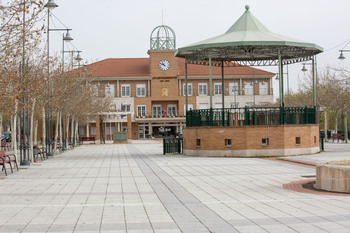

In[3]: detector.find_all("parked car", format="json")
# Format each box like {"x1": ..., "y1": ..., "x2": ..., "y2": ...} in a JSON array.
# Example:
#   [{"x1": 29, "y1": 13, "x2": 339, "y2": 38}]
[{"x1": 1, "y1": 131, "x2": 11, "y2": 142}]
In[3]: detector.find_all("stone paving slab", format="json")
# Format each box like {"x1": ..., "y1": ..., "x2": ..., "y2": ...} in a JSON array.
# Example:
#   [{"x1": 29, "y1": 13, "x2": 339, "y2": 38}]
[{"x1": 0, "y1": 142, "x2": 349, "y2": 232}]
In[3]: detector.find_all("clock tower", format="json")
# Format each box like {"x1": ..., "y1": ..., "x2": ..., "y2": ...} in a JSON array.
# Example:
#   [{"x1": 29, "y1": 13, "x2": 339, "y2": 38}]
[{"x1": 148, "y1": 25, "x2": 178, "y2": 98}]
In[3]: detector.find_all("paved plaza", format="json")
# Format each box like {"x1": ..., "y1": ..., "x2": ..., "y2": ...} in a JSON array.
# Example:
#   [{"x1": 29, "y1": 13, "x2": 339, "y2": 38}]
[{"x1": 0, "y1": 142, "x2": 350, "y2": 233}]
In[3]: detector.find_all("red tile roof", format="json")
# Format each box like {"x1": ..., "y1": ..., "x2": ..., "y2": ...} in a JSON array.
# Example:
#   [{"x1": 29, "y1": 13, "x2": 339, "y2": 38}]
[{"x1": 76, "y1": 57, "x2": 274, "y2": 77}]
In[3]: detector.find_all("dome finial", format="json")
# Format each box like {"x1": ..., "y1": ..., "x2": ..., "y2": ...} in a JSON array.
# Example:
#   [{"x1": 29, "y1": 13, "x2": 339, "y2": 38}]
[{"x1": 245, "y1": 5, "x2": 250, "y2": 11}]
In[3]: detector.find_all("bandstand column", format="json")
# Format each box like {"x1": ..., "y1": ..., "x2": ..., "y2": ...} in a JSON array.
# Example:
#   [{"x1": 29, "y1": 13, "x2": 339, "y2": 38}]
[
  {"x1": 209, "y1": 54, "x2": 213, "y2": 109},
  {"x1": 312, "y1": 56, "x2": 316, "y2": 107},
  {"x1": 185, "y1": 60, "x2": 188, "y2": 112},
  {"x1": 278, "y1": 50, "x2": 284, "y2": 107},
  {"x1": 221, "y1": 60, "x2": 225, "y2": 125}
]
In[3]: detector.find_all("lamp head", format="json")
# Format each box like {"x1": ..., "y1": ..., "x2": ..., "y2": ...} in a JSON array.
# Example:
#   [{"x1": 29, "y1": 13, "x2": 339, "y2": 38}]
[
  {"x1": 45, "y1": 0, "x2": 58, "y2": 10},
  {"x1": 75, "y1": 52, "x2": 83, "y2": 62},
  {"x1": 338, "y1": 51, "x2": 346, "y2": 60},
  {"x1": 63, "y1": 30, "x2": 73, "y2": 41},
  {"x1": 301, "y1": 64, "x2": 307, "y2": 72}
]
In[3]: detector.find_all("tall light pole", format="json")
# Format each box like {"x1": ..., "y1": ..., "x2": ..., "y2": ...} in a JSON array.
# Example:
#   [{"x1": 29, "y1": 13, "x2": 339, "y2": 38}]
[
  {"x1": 232, "y1": 86, "x2": 238, "y2": 108},
  {"x1": 45, "y1": 0, "x2": 58, "y2": 156},
  {"x1": 301, "y1": 57, "x2": 317, "y2": 108},
  {"x1": 19, "y1": 0, "x2": 30, "y2": 165}
]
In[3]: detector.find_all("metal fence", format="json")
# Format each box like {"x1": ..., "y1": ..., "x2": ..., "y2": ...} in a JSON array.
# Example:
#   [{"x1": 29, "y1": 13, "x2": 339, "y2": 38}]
[
  {"x1": 163, "y1": 137, "x2": 183, "y2": 155},
  {"x1": 186, "y1": 106, "x2": 318, "y2": 127}
]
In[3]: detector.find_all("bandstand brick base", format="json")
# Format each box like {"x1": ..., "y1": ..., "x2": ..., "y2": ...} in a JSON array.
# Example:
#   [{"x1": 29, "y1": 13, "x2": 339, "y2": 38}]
[{"x1": 183, "y1": 125, "x2": 320, "y2": 157}]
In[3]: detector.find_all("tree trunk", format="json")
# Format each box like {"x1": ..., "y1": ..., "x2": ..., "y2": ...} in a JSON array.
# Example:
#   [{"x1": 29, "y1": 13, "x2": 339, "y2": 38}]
[
  {"x1": 344, "y1": 111, "x2": 348, "y2": 143},
  {"x1": 75, "y1": 120, "x2": 79, "y2": 146},
  {"x1": 54, "y1": 113, "x2": 59, "y2": 154},
  {"x1": 66, "y1": 115, "x2": 70, "y2": 148},
  {"x1": 59, "y1": 112, "x2": 62, "y2": 149},
  {"x1": 0, "y1": 113, "x2": 2, "y2": 140},
  {"x1": 334, "y1": 112, "x2": 338, "y2": 135},
  {"x1": 42, "y1": 107, "x2": 46, "y2": 148},
  {"x1": 34, "y1": 120, "x2": 38, "y2": 145},
  {"x1": 12, "y1": 100, "x2": 18, "y2": 161},
  {"x1": 324, "y1": 110, "x2": 328, "y2": 141},
  {"x1": 30, "y1": 99, "x2": 36, "y2": 162},
  {"x1": 71, "y1": 117, "x2": 74, "y2": 147}
]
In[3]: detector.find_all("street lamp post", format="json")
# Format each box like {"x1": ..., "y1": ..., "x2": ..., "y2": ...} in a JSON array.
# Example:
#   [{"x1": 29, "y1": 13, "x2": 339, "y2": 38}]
[
  {"x1": 336, "y1": 51, "x2": 350, "y2": 142},
  {"x1": 46, "y1": 0, "x2": 74, "y2": 156},
  {"x1": 301, "y1": 57, "x2": 317, "y2": 108},
  {"x1": 19, "y1": 0, "x2": 30, "y2": 165},
  {"x1": 250, "y1": 80, "x2": 258, "y2": 106},
  {"x1": 45, "y1": 0, "x2": 58, "y2": 156},
  {"x1": 232, "y1": 86, "x2": 238, "y2": 108}
]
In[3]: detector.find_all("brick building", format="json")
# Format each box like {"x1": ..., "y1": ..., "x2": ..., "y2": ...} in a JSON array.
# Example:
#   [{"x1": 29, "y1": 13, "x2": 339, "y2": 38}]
[{"x1": 80, "y1": 25, "x2": 275, "y2": 141}]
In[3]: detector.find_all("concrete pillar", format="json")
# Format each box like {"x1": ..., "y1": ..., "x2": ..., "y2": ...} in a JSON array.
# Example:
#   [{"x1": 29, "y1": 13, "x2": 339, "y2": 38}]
[
  {"x1": 179, "y1": 122, "x2": 183, "y2": 134},
  {"x1": 96, "y1": 116, "x2": 101, "y2": 142},
  {"x1": 127, "y1": 114, "x2": 132, "y2": 140},
  {"x1": 118, "y1": 122, "x2": 121, "y2": 132},
  {"x1": 117, "y1": 80, "x2": 120, "y2": 97},
  {"x1": 149, "y1": 122, "x2": 152, "y2": 137}
]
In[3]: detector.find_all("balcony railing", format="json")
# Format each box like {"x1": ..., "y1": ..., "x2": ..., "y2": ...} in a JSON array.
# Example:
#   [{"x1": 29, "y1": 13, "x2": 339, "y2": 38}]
[{"x1": 186, "y1": 106, "x2": 318, "y2": 127}]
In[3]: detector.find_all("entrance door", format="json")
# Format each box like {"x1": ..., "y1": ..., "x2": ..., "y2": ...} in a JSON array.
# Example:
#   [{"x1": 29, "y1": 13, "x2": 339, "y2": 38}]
[{"x1": 138, "y1": 125, "x2": 149, "y2": 139}]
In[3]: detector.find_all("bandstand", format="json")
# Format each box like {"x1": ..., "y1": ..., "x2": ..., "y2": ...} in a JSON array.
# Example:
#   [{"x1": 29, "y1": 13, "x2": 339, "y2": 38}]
[{"x1": 175, "y1": 5, "x2": 323, "y2": 157}]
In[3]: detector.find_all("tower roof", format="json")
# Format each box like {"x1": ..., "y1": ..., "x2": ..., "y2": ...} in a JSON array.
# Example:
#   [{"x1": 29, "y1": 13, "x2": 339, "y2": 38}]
[{"x1": 150, "y1": 25, "x2": 176, "y2": 50}]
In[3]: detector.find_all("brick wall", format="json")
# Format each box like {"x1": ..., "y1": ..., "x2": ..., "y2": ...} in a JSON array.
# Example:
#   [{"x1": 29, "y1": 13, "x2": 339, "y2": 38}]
[{"x1": 184, "y1": 125, "x2": 319, "y2": 152}]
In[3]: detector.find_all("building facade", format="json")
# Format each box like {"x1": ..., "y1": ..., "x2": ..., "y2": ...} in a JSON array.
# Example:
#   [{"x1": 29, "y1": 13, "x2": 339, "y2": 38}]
[{"x1": 81, "y1": 25, "x2": 275, "y2": 141}]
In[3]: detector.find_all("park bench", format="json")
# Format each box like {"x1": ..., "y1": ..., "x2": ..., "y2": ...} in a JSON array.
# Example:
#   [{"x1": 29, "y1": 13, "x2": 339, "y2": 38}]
[
  {"x1": 332, "y1": 133, "x2": 344, "y2": 142},
  {"x1": 33, "y1": 144, "x2": 47, "y2": 161},
  {"x1": 0, "y1": 150, "x2": 18, "y2": 176},
  {"x1": 81, "y1": 136, "x2": 95, "y2": 144}
]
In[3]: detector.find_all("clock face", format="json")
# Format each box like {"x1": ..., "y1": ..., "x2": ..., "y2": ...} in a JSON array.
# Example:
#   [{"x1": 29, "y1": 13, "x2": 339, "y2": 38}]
[{"x1": 158, "y1": 59, "x2": 170, "y2": 71}]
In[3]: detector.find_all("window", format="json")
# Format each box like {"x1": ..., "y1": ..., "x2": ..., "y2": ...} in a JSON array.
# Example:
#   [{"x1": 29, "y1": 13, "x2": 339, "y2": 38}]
[
  {"x1": 230, "y1": 102, "x2": 239, "y2": 108},
  {"x1": 167, "y1": 104, "x2": 177, "y2": 116},
  {"x1": 198, "y1": 83, "x2": 207, "y2": 96},
  {"x1": 184, "y1": 104, "x2": 193, "y2": 115},
  {"x1": 152, "y1": 105, "x2": 161, "y2": 117},
  {"x1": 229, "y1": 82, "x2": 238, "y2": 96},
  {"x1": 137, "y1": 105, "x2": 146, "y2": 117},
  {"x1": 121, "y1": 104, "x2": 131, "y2": 112},
  {"x1": 183, "y1": 83, "x2": 192, "y2": 96},
  {"x1": 105, "y1": 84, "x2": 114, "y2": 97},
  {"x1": 136, "y1": 84, "x2": 146, "y2": 97},
  {"x1": 259, "y1": 82, "x2": 268, "y2": 95},
  {"x1": 94, "y1": 85, "x2": 100, "y2": 96},
  {"x1": 244, "y1": 82, "x2": 253, "y2": 95},
  {"x1": 296, "y1": 137, "x2": 301, "y2": 145},
  {"x1": 225, "y1": 138, "x2": 232, "y2": 147},
  {"x1": 196, "y1": 139, "x2": 201, "y2": 147},
  {"x1": 214, "y1": 83, "x2": 222, "y2": 95},
  {"x1": 199, "y1": 103, "x2": 209, "y2": 109},
  {"x1": 262, "y1": 138, "x2": 269, "y2": 146},
  {"x1": 90, "y1": 127, "x2": 96, "y2": 135},
  {"x1": 121, "y1": 84, "x2": 130, "y2": 97},
  {"x1": 105, "y1": 126, "x2": 115, "y2": 135},
  {"x1": 215, "y1": 103, "x2": 222, "y2": 108},
  {"x1": 79, "y1": 127, "x2": 85, "y2": 136},
  {"x1": 314, "y1": 136, "x2": 317, "y2": 144}
]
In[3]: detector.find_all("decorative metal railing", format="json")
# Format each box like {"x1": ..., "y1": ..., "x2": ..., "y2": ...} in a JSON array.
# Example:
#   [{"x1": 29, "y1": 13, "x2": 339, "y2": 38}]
[{"x1": 186, "y1": 106, "x2": 317, "y2": 127}]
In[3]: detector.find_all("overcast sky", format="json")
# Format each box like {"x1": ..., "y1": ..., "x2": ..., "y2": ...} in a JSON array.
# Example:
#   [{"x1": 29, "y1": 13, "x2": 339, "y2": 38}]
[{"x1": 48, "y1": 0, "x2": 350, "y2": 93}]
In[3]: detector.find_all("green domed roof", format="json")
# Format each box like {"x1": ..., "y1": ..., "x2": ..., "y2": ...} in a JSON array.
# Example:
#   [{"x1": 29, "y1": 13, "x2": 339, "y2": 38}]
[{"x1": 176, "y1": 5, "x2": 323, "y2": 65}]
